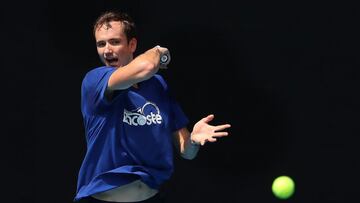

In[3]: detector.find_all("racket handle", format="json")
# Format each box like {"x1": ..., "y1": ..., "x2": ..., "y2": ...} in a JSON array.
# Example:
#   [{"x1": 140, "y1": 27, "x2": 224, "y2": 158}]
[
  {"x1": 156, "y1": 45, "x2": 171, "y2": 66},
  {"x1": 160, "y1": 54, "x2": 170, "y2": 65}
]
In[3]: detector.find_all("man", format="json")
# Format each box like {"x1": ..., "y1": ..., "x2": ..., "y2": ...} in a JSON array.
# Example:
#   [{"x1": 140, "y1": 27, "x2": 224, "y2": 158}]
[{"x1": 75, "y1": 11, "x2": 231, "y2": 203}]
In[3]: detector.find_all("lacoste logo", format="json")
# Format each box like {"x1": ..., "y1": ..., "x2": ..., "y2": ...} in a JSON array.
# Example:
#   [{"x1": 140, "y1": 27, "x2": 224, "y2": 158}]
[{"x1": 123, "y1": 102, "x2": 162, "y2": 126}]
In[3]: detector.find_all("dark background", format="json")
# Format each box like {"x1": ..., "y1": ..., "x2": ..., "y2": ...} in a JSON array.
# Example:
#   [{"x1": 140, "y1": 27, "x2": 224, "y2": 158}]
[{"x1": 2, "y1": 0, "x2": 359, "y2": 202}]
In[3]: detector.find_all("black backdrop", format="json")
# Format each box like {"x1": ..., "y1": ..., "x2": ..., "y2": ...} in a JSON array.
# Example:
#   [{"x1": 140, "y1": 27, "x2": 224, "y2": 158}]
[{"x1": 2, "y1": 1, "x2": 360, "y2": 203}]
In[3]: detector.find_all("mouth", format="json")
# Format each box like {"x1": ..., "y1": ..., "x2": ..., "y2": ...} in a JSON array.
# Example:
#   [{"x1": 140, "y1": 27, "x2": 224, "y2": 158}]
[{"x1": 105, "y1": 58, "x2": 118, "y2": 66}]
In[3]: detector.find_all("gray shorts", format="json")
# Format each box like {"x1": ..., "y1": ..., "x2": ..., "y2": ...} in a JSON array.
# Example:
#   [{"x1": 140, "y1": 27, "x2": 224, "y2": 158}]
[{"x1": 87, "y1": 193, "x2": 165, "y2": 203}]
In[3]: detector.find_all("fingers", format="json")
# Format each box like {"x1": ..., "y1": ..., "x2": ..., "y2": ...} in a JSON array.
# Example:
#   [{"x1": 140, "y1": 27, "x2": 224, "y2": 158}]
[
  {"x1": 214, "y1": 124, "x2": 231, "y2": 131},
  {"x1": 201, "y1": 114, "x2": 214, "y2": 123},
  {"x1": 200, "y1": 138, "x2": 217, "y2": 145},
  {"x1": 155, "y1": 45, "x2": 168, "y2": 54},
  {"x1": 207, "y1": 138, "x2": 217, "y2": 143},
  {"x1": 201, "y1": 132, "x2": 227, "y2": 144},
  {"x1": 213, "y1": 131, "x2": 229, "y2": 137},
  {"x1": 195, "y1": 115, "x2": 231, "y2": 146}
]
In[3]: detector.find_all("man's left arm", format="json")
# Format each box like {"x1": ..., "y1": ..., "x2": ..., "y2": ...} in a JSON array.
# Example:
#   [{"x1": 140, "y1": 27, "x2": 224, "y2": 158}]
[{"x1": 173, "y1": 127, "x2": 200, "y2": 160}]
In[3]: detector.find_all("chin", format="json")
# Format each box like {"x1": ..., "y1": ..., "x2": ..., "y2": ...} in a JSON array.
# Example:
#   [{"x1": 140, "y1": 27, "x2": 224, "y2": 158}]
[{"x1": 106, "y1": 63, "x2": 117, "y2": 67}]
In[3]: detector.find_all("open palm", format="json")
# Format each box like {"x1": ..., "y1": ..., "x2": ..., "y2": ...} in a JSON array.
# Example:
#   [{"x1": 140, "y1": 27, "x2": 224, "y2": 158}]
[{"x1": 191, "y1": 114, "x2": 231, "y2": 146}]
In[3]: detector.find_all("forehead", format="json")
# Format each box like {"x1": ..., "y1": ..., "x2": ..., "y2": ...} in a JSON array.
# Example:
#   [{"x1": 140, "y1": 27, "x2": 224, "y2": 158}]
[{"x1": 95, "y1": 21, "x2": 125, "y2": 40}]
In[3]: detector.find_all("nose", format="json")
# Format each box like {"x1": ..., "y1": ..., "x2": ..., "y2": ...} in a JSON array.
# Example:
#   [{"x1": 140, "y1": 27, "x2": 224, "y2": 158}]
[{"x1": 104, "y1": 43, "x2": 113, "y2": 55}]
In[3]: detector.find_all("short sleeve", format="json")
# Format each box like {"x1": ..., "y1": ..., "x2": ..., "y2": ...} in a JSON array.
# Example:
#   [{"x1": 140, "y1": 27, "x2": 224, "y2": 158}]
[
  {"x1": 154, "y1": 74, "x2": 189, "y2": 131},
  {"x1": 169, "y1": 97, "x2": 189, "y2": 132},
  {"x1": 81, "y1": 67, "x2": 116, "y2": 115}
]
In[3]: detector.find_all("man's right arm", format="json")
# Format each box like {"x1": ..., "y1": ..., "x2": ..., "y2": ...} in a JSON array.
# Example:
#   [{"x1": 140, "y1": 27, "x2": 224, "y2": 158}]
[{"x1": 107, "y1": 47, "x2": 167, "y2": 92}]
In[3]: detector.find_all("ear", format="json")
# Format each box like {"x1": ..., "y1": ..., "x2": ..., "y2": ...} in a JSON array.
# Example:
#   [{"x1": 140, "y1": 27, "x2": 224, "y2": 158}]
[{"x1": 129, "y1": 38, "x2": 137, "y2": 53}]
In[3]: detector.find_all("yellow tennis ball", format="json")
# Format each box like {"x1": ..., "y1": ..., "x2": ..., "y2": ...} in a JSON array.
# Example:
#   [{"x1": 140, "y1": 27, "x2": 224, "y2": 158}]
[{"x1": 272, "y1": 176, "x2": 295, "y2": 199}]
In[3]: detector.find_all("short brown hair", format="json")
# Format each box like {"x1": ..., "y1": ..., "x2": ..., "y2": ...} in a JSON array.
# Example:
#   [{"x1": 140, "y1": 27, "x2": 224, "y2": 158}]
[{"x1": 93, "y1": 11, "x2": 137, "y2": 43}]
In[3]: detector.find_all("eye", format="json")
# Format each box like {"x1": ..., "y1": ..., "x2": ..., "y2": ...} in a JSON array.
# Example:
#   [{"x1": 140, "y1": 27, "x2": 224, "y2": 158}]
[
  {"x1": 96, "y1": 41, "x2": 106, "y2": 48},
  {"x1": 109, "y1": 39, "x2": 121, "y2": 46}
]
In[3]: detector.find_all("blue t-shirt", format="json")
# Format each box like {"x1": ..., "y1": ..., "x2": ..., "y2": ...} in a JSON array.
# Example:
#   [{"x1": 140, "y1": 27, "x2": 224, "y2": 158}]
[{"x1": 74, "y1": 66, "x2": 189, "y2": 201}]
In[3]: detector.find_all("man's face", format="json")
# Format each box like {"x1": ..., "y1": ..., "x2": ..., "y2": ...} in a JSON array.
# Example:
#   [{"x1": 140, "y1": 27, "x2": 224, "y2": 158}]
[{"x1": 95, "y1": 21, "x2": 137, "y2": 67}]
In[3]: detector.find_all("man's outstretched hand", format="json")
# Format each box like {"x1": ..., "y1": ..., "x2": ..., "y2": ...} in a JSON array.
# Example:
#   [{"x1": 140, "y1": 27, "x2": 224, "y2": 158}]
[{"x1": 190, "y1": 114, "x2": 231, "y2": 146}]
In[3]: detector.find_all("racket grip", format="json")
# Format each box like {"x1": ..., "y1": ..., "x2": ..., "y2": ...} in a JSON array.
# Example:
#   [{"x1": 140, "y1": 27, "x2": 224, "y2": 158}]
[
  {"x1": 156, "y1": 45, "x2": 171, "y2": 66},
  {"x1": 160, "y1": 53, "x2": 170, "y2": 65}
]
